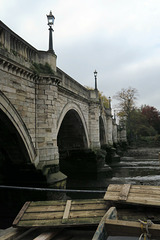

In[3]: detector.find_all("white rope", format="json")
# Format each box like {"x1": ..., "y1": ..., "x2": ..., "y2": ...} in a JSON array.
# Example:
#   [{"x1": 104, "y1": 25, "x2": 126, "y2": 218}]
[
  {"x1": 139, "y1": 233, "x2": 147, "y2": 240},
  {"x1": 138, "y1": 219, "x2": 153, "y2": 240}
]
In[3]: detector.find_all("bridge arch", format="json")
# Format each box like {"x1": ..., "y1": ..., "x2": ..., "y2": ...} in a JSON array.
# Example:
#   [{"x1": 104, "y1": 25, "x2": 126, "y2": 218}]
[
  {"x1": 57, "y1": 102, "x2": 90, "y2": 150},
  {"x1": 0, "y1": 91, "x2": 36, "y2": 164}
]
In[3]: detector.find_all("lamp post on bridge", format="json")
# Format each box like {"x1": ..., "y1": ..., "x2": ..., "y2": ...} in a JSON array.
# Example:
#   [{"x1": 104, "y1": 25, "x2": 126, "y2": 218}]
[
  {"x1": 94, "y1": 70, "x2": 98, "y2": 90},
  {"x1": 47, "y1": 11, "x2": 55, "y2": 53}
]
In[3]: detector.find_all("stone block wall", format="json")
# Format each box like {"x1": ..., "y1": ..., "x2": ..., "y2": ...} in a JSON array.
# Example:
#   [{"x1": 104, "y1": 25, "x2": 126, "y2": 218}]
[
  {"x1": 0, "y1": 20, "x2": 127, "y2": 189},
  {"x1": 0, "y1": 62, "x2": 36, "y2": 149}
]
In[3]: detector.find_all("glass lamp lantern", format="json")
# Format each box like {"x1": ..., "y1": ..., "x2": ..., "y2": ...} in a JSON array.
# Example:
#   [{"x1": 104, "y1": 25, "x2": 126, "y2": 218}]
[
  {"x1": 47, "y1": 11, "x2": 55, "y2": 52},
  {"x1": 47, "y1": 11, "x2": 55, "y2": 26},
  {"x1": 94, "y1": 70, "x2": 98, "y2": 90},
  {"x1": 94, "y1": 70, "x2": 97, "y2": 78}
]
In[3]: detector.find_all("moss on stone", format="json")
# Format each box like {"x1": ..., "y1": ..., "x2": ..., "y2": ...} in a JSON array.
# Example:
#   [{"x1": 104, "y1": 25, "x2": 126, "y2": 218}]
[{"x1": 31, "y1": 62, "x2": 54, "y2": 75}]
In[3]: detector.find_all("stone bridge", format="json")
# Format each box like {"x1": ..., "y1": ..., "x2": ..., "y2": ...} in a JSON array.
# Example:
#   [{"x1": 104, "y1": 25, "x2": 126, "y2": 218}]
[{"x1": 0, "y1": 21, "x2": 126, "y2": 189}]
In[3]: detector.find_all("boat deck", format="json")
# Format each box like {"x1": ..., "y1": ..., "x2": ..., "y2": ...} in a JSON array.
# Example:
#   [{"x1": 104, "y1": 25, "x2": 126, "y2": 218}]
[
  {"x1": 12, "y1": 199, "x2": 109, "y2": 228},
  {"x1": 2, "y1": 184, "x2": 160, "y2": 239},
  {"x1": 104, "y1": 184, "x2": 160, "y2": 206}
]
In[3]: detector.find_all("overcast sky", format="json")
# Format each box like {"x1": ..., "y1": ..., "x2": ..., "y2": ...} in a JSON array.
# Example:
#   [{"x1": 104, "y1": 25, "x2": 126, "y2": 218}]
[{"x1": 1, "y1": 0, "x2": 160, "y2": 111}]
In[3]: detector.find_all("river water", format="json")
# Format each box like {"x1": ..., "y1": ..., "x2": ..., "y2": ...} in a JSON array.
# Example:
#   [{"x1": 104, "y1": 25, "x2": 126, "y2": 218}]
[
  {"x1": 108, "y1": 147, "x2": 160, "y2": 186},
  {"x1": 1, "y1": 147, "x2": 160, "y2": 231},
  {"x1": 66, "y1": 148, "x2": 160, "y2": 239},
  {"x1": 66, "y1": 147, "x2": 160, "y2": 199}
]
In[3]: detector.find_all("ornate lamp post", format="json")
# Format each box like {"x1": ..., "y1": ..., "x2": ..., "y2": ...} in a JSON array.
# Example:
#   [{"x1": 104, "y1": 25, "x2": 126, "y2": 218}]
[
  {"x1": 47, "y1": 11, "x2": 55, "y2": 52},
  {"x1": 109, "y1": 96, "x2": 111, "y2": 109},
  {"x1": 94, "y1": 70, "x2": 98, "y2": 90}
]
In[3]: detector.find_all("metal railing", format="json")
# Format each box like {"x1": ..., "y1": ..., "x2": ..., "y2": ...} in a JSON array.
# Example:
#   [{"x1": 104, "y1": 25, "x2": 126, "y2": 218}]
[{"x1": 0, "y1": 185, "x2": 106, "y2": 194}]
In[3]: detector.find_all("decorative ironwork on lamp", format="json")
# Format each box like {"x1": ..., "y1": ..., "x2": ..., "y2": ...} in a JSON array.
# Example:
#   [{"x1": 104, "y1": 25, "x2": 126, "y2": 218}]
[{"x1": 47, "y1": 11, "x2": 55, "y2": 52}]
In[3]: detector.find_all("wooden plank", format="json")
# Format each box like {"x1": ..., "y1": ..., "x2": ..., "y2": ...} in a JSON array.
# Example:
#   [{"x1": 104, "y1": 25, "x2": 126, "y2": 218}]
[
  {"x1": 21, "y1": 209, "x2": 106, "y2": 222},
  {"x1": 105, "y1": 190, "x2": 160, "y2": 200},
  {"x1": 23, "y1": 209, "x2": 107, "y2": 221},
  {"x1": 69, "y1": 209, "x2": 106, "y2": 218},
  {"x1": 63, "y1": 200, "x2": 72, "y2": 220},
  {"x1": 30, "y1": 199, "x2": 105, "y2": 206},
  {"x1": 0, "y1": 227, "x2": 19, "y2": 240},
  {"x1": 105, "y1": 219, "x2": 160, "y2": 237},
  {"x1": 26, "y1": 205, "x2": 65, "y2": 213},
  {"x1": 118, "y1": 184, "x2": 131, "y2": 201},
  {"x1": 17, "y1": 216, "x2": 103, "y2": 227},
  {"x1": 71, "y1": 199, "x2": 105, "y2": 204},
  {"x1": 105, "y1": 190, "x2": 160, "y2": 202},
  {"x1": 104, "y1": 192, "x2": 160, "y2": 206},
  {"x1": 104, "y1": 184, "x2": 160, "y2": 207},
  {"x1": 26, "y1": 203, "x2": 107, "y2": 213},
  {"x1": 62, "y1": 200, "x2": 72, "y2": 224},
  {"x1": 71, "y1": 203, "x2": 107, "y2": 211},
  {"x1": 14, "y1": 228, "x2": 38, "y2": 240},
  {"x1": 33, "y1": 229, "x2": 63, "y2": 240},
  {"x1": 108, "y1": 185, "x2": 160, "y2": 197},
  {"x1": 13, "y1": 202, "x2": 30, "y2": 226},
  {"x1": 26, "y1": 201, "x2": 107, "y2": 213},
  {"x1": 30, "y1": 200, "x2": 66, "y2": 206},
  {"x1": 22, "y1": 211, "x2": 63, "y2": 220},
  {"x1": 107, "y1": 184, "x2": 160, "y2": 194}
]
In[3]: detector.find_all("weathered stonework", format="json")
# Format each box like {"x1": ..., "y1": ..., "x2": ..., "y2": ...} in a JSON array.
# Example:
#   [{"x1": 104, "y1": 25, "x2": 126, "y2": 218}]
[{"x1": 0, "y1": 20, "x2": 127, "y2": 188}]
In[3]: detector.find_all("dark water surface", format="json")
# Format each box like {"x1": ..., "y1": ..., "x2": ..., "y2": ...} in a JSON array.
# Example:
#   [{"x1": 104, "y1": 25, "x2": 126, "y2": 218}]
[
  {"x1": 67, "y1": 148, "x2": 160, "y2": 239},
  {"x1": 108, "y1": 147, "x2": 160, "y2": 186},
  {"x1": 1, "y1": 147, "x2": 160, "y2": 233},
  {"x1": 66, "y1": 147, "x2": 160, "y2": 198}
]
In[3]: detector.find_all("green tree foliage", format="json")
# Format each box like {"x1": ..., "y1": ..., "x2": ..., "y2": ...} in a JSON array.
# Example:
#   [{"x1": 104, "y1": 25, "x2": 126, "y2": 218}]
[
  {"x1": 114, "y1": 87, "x2": 160, "y2": 144},
  {"x1": 141, "y1": 105, "x2": 160, "y2": 134},
  {"x1": 129, "y1": 109, "x2": 157, "y2": 139},
  {"x1": 98, "y1": 92, "x2": 110, "y2": 108}
]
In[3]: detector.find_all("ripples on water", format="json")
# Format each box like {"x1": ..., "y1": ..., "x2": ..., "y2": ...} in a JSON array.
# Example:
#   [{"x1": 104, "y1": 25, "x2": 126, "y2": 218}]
[
  {"x1": 66, "y1": 148, "x2": 160, "y2": 201},
  {"x1": 107, "y1": 148, "x2": 160, "y2": 186}
]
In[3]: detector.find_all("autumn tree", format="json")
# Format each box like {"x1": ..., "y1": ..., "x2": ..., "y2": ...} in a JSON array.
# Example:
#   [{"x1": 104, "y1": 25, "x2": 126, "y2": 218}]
[
  {"x1": 129, "y1": 109, "x2": 157, "y2": 138},
  {"x1": 98, "y1": 91, "x2": 110, "y2": 109},
  {"x1": 114, "y1": 87, "x2": 138, "y2": 143},
  {"x1": 141, "y1": 105, "x2": 160, "y2": 134}
]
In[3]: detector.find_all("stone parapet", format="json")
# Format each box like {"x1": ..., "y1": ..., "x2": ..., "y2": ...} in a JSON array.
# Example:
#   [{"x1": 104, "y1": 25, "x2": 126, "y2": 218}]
[{"x1": 0, "y1": 21, "x2": 57, "y2": 73}]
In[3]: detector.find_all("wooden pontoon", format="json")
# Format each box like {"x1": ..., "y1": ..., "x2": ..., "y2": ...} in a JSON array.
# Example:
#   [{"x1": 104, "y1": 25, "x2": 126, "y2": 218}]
[
  {"x1": 12, "y1": 199, "x2": 109, "y2": 228},
  {"x1": 104, "y1": 184, "x2": 160, "y2": 206},
  {"x1": 1, "y1": 184, "x2": 160, "y2": 239},
  {"x1": 93, "y1": 184, "x2": 160, "y2": 239},
  {"x1": 0, "y1": 198, "x2": 109, "y2": 240}
]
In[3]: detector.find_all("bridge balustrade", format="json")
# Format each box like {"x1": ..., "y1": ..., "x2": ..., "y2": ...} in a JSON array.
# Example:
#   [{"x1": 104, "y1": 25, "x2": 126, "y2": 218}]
[{"x1": 0, "y1": 21, "x2": 38, "y2": 63}]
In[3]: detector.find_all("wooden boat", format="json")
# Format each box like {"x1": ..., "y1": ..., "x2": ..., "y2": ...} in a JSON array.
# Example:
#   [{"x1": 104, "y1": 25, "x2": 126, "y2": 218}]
[
  {"x1": 92, "y1": 206, "x2": 160, "y2": 239},
  {"x1": 92, "y1": 184, "x2": 160, "y2": 239},
  {"x1": 2, "y1": 184, "x2": 160, "y2": 239},
  {"x1": 0, "y1": 198, "x2": 109, "y2": 240}
]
